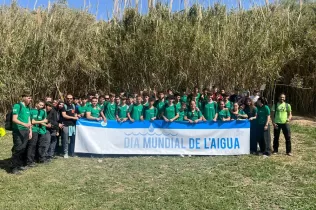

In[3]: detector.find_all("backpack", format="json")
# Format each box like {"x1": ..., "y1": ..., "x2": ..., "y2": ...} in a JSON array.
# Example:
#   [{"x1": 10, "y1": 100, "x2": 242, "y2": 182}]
[{"x1": 5, "y1": 103, "x2": 23, "y2": 131}]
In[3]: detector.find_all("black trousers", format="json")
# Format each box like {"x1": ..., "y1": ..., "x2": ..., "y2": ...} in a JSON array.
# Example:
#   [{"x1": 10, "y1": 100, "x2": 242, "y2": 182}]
[
  {"x1": 26, "y1": 132, "x2": 39, "y2": 165},
  {"x1": 257, "y1": 124, "x2": 271, "y2": 156},
  {"x1": 11, "y1": 130, "x2": 29, "y2": 168},
  {"x1": 38, "y1": 132, "x2": 50, "y2": 162},
  {"x1": 273, "y1": 123, "x2": 291, "y2": 153},
  {"x1": 249, "y1": 122, "x2": 258, "y2": 153}
]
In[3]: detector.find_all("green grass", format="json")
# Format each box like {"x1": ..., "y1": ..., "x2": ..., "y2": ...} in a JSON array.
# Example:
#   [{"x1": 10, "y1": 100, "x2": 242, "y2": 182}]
[{"x1": 0, "y1": 124, "x2": 316, "y2": 210}]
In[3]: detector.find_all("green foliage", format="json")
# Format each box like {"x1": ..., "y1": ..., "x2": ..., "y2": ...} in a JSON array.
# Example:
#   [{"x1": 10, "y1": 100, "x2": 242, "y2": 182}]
[{"x1": 0, "y1": 2, "x2": 316, "y2": 111}]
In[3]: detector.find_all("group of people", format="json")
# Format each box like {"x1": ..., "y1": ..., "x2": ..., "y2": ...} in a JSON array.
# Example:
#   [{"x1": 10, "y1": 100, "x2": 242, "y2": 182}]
[{"x1": 9, "y1": 86, "x2": 292, "y2": 174}]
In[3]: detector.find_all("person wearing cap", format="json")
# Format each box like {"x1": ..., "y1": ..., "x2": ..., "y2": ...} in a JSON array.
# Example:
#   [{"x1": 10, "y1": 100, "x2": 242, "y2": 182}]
[
  {"x1": 162, "y1": 95, "x2": 179, "y2": 122},
  {"x1": 143, "y1": 97, "x2": 158, "y2": 121},
  {"x1": 128, "y1": 95, "x2": 143, "y2": 122},
  {"x1": 116, "y1": 96, "x2": 128, "y2": 122},
  {"x1": 10, "y1": 92, "x2": 32, "y2": 174}
]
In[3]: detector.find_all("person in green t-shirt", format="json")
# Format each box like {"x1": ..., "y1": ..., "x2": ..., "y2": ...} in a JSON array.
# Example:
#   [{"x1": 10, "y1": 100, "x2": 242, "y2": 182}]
[
  {"x1": 230, "y1": 102, "x2": 248, "y2": 120},
  {"x1": 116, "y1": 96, "x2": 128, "y2": 122},
  {"x1": 154, "y1": 91, "x2": 166, "y2": 119},
  {"x1": 128, "y1": 96, "x2": 143, "y2": 122},
  {"x1": 86, "y1": 97, "x2": 103, "y2": 121},
  {"x1": 11, "y1": 92, "x2": 32, "y2": 174},
  {"x1": 127, "y1": 95, "x2": 134, "y2": 109},
  {"x1": 180, "y1": 88, "x2": 189, "y2": 105},
  {"x1": 142, "y1": 92, "x2": 150, "y2": 109},
  {"x1": 222, "y1": 93, "x2": 232, "y2": 110},
  {"x1": 78, "y1": 96, "x2": 89, "y2": 118},
  {"x1": 36, "y1": 102, "x2": 50, "y2": 164},
  {"x1": 202, "y1": 93, "x2": 218, "y2": 122},
  {"x1": 174, "y1": 93, "x2": 181, "y2": 112},
  {"x1": 271, "y1": 93, "x2": 293, "y2": 156},
  {"x1": 98, "y1": 95, "x2": 105, "y2": 110},
  {"x1": 177, "y1": 102, "x2": 187, "y2": 121},
  {"x1": 184, "y1": 101, "x2": 202, "y2": 123},
  {"x1": 217, "y1": 101, "x2": 231, "y2": 121},
  {"x1": 27, "y1": 100, "x2": 47, "y2": 167},
  {"x1": 101, "y1": 93, "x2": 117, "y2": 121},
  {"x1": 143, "y1": 97, "x2": 158, "y2": 121},
  {"x1": 244, "y1": 98, "x2": 258, "y2": 154},
  {"x1": 162, "y1": 95, "x2": 179, "y2": 122},
  {"x1": 115, "y1": 95, "x2": 121, "y2": 106},
  {"x1": 256, "y1": 97, "x2": 271, "y2": 156}
]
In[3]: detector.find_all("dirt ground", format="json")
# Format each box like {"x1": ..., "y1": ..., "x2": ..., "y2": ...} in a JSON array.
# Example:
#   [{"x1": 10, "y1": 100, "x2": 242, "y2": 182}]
[{"x1": 291, "y1": 116, "x2": 316, "y2": 127}]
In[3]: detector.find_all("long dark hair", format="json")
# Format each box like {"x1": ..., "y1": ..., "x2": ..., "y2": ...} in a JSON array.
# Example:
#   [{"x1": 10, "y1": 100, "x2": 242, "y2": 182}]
[{"x1": 244, "y1": 97, "x2": 255, "y2": 113}]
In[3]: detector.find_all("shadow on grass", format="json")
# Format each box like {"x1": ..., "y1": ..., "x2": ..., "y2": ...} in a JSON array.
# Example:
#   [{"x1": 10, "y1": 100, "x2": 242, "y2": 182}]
[{"x1": 0, "y1": 158, "x2": 12, "y2": 173}]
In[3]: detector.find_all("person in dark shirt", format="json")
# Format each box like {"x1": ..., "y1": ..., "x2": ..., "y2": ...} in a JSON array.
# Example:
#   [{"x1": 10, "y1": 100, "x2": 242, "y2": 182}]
[
  {"x1": 229, "y1": 88, "x2": 242, "y2": 103},
  {"x1": 46, "y1": 102, "x2": 59, "y2": 160},
  {"x1": 61, "y1": 94, "x2": 78, "y2": 158}
]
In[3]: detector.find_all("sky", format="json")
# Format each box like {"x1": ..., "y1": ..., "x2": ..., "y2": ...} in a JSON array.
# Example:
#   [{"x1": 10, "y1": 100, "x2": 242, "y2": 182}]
[{"x1": 3, "y1": 0, "x2": 266, "y2": 20}]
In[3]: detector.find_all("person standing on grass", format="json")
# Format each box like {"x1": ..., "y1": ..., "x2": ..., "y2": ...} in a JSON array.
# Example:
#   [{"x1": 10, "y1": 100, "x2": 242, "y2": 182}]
[
  {"x1": 184, "y1": 101, "x2": 202, "y2": 123},
  {"x1": 36, "y1": 100, "x2": 50, "y2": 164},
  {"x1": 174, "y1": 93, "x2": 181, "y2": 112},
  {"x1": 27, "y1": 100, "x2": 47, "y2": 167},
  {"x1": 250, "y1": 90, "x2": 260, "y2": 103},
  {"x1": 154, "y1": 91, "x2": 166, "y2": 119},
  {"x1": 229, "y1": 88, "x2": 242, "y2": 103},
  {"x1": 162, "y1": 95, "x2": 179, "y2": 122},
  {"x1": 180, "y1": 88, "x2": 189, "y2": 105},
  {"x1": 142, "y1": 92, "x2": 150, "y2": 109},
  {"x1": 230, "y1": 102, "x2": 248, "y2": 120},
  {"x1": 101, "y1": 93, "x2": 117, "y2": 122},
  {"x1": 202, "y1": 93, "x2": 218, "y2": 122},
  {"x1": 177, "y1": 102, "x2": 187, "y2": 121},
  {"x1": 244, "y1": 98, "x2": 258, "y2": 154},
  {"x1": 86, "y1": 97, "x2": 104, "y2": 121},
  {"x1": 98, "y1": 95, "x2": 105, "y2": 110},
  {"x1": 45, "y1": 102, "x2": 59, "y2": 161},
  {"x1": 271, "y1": 93, "x2": 293, "y2": 156},
  {"x1": 61, "y1": 94, "x2": 78, "y2": 158},
  {"x1": 128, "y1": 95, "x2": 144, "y2": 122},
  {"x1": 126, "y1": 94, "x2": 134, "y2": 109},
  {"x1": 143, "y1": 97, "x2": 158, "y2": 121},
  {"x1": 217, "y1": 100, "x2": 231, "y2": 121},
  {"x1": 256, "y1": 97, "x2": 271, "y2": 157},
  {"x1": 116, "y1": 96, "x2": 128, "y2": 122},
  {"x1": 10, "y1": 92, "x2": 32, "y2": 174}
]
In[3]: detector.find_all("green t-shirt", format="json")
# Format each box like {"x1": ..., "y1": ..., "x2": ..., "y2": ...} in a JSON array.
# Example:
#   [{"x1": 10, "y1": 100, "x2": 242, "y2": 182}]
[
  {"x1": 225, "y1": 101, "x2": 232, "y2": 110},
  {"x1": 143, "y1": 102, "x2": 149, "y2": 109},
  {"x1": 30, "y1": 109, "x2": 40, "y2": 133},
  {"x1": 177, "y1": 109, "x2": 186, "y2": 121},
  {"x1": 271, "y1": 102, "x2": 292, "y2": 124},
  {"x1": 103, "y1": 102, "x2": 117, "y2": 120},
  {"x1": 164, "y1": 104, "x2": 177, "y2": 120},
  {"x1": 117, "y1": 104, "x2": 128, "y2": 119},
  {"x1": 175, "y1": 102, "x2": 181, "y2": 112},
  {"x1": 244, "y1": 106, "x2": 258, "y2": 119},
  {"x1": 78, "y1": 104, "x2": 88, "y2": 115},
  {"x1": 203, "y1": 101, "x2": 217, "y2": 121},
  {"x1": 143, "y1": 107, "x2": 157, "y2": 120},
  {"x1": 98, "y1": 103, "x2": 104, "y2": 110},
  {"x1": 231, "y1": 110, "x2": 246, "y2": 120},
  {"x1": 154, "y1": 100, "x2": 166, "y2": 119},
  {"x1": 38, "y1": 110, "x2": 47, "y2": 135},
  {"x1": 186, "y1": 110, "x2": 202, "y2": 121},
  {"x1": 218, "y1": 109, "x2": 231, "y2": 121},
  {"x1": 180, "y1": 95, "x2": 188, "y2": 104},
  {"x1": 12, "y1": 103, "x2": 31, "y2": 131},
  {"x1": 257, "y1": 105, "x2": 270, "y2": 125},
  {"x1": 128, "y1": 104, "x2": 143, "y2": 121},
  {"x1": 87, "y1": 105, "x2": 102, "y2": 118}
]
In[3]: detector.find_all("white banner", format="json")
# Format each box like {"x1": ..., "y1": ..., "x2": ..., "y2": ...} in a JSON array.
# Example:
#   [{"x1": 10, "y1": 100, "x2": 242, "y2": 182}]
[{"x1": 75, "y1": 119, "x2": 250, "y2": 156}]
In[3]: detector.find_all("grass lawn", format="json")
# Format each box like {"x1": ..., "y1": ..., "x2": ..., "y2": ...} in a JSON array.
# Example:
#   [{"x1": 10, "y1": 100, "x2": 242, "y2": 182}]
[{"x1": 0, "y1": 123, "x2": 315, "y2": 210}]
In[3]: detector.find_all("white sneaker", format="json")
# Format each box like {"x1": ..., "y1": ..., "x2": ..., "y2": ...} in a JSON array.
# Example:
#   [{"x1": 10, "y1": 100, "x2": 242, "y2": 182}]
[{"x1": 64, "y1": 154, "x2": 69, "y2": 159}]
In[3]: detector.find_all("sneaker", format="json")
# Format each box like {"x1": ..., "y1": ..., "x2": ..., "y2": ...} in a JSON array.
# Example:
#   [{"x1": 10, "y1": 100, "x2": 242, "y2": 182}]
[
  {"x1": 18, "y1": 166, "x2": 29, "y2": 171},
  {"x1": 286, "y1": 153, "x2": 293, "y2": 156},
  {"x1": 27, "y1": 163, "x2": 37, "y2": 168},
  {"x1": 11, "y1": 168, "x2": 22, "y2": 175},
  {"x1": 64, "y1": 154, "x2": 69, "y2": 159},
  {"x1": 263, "y1": 155, "x2": 269, "y2": 159},
  {"x1": 272, "y1": 152, "x2": 278, "y2": 155}
]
